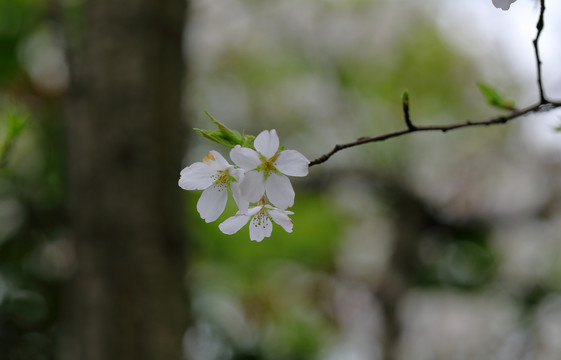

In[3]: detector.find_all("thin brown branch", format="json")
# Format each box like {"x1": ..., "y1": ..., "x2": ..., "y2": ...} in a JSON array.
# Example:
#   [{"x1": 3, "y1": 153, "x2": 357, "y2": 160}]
[
  {"x1": 309, "y1": 1, "x2": 556, "y2": 168},
  {"x1": 534, "y1": 0, "x2": 547, "y2": 103},
  {"x1": 402, "y1": 90, "x2": 416, "y2": 130},
  {"x1": 309, "y1": 101, "x2": 561, "y2": 167}
]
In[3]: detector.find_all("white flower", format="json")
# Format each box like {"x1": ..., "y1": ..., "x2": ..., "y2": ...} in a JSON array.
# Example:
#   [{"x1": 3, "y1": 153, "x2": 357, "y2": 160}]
[
  {"x1": 179, "y1": 150, "x2": 246, "y2": 223},
  {"x1": 218, "y1": 203, "x2": 294, "y2": 242},
  {"x1": 492, "y1": 0, "x2": 517, "y2": 10},
  {"x1": 229, "y1": 129, "x2": 309, "y2": 209}
]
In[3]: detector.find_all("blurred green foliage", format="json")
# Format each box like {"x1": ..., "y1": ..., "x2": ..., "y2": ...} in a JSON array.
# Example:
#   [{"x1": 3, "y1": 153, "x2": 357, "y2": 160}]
[
  {"x1": 0, "y1": 0, "x2": 66, "y2": 359},
  {"x1": 0, "y1": 0, "x2": 559, "y2": 359},
  {"x1": 185, "y1": 1, "x2": 561, "y2": 359},
  {"x1": 0, "y1": 100, "x2": 28, "y2": 169},
  {"x1": 0, "y1": 0, "x2": 46, "y2": 83}
]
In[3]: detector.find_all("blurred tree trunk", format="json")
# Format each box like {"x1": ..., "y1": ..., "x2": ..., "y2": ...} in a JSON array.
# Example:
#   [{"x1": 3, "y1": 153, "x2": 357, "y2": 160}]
[{"x1": 63, "y1": 0, "x2": 187, "y2": 359}]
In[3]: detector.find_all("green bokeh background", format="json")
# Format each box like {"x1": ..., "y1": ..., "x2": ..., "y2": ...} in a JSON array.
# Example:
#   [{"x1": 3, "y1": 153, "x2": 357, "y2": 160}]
[{"x1": 2, "y1": 0, "x2": 561, "y2": 359}]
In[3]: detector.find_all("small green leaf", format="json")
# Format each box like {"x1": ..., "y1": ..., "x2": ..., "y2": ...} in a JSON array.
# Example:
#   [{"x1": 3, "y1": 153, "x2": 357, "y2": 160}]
[
  {"x1": 193, "y1": 128, "x2": 237, "y2": 147},
  {"x1": 194, "y1": 111, "x2": 245, "y2": 148},
  {"x1": 477, "y1": 82, "x2": 516, "y2": 110}
]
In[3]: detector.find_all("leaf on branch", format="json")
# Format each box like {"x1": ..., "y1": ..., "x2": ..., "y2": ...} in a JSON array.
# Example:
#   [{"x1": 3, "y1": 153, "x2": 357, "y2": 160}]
[
  {"x1": 194, "y1": 110, "x2": 247, "y2": 148},
  {"x1": 477, "y1": 82, "x2": 516, "y2": 111}
]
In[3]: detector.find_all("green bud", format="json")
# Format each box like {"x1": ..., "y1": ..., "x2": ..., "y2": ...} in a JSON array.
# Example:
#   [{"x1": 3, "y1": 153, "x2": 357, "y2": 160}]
[{"x1": 402, "y1": 89, "x2": 409, "y2": 108}]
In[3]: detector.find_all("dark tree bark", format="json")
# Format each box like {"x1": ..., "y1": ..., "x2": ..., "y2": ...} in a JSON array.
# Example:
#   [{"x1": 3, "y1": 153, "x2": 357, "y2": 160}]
[{"x1": 63, "y1": 0, "x2": 187, "y2": 359}]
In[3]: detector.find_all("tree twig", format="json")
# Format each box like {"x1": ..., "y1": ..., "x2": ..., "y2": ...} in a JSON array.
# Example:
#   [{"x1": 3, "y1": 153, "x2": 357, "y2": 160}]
[
  {"x1": 534, "y1": 0, "x2": 547, "y2": 103},
  {"x1": 309, "y1": 101, "x2": 561, "y2": 167},
  {"x1": 309, "y1": 1, "x2": 557, "y2": 168},
  {"x1": 402, "y1": 90, "x2": 416, "y2": 131}
]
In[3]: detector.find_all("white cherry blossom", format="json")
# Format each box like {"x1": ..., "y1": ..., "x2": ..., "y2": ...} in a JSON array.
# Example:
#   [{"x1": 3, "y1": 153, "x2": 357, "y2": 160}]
[
  {"x1": 229, "y1": 130, "x2": 309, "y2": 209},
  {"x1": 492, "y1": 0, "x2": 517, "y2": 10},
  {"x1": 179, "y1": 150, "x2": 245, "y2": 223},
  {"x1": 218, "y1": 202, "x2": 294, "y2": 242}
]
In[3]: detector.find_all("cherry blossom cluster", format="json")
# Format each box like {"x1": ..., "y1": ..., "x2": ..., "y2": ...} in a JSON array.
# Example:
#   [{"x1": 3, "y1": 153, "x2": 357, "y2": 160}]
[{"x1": 179, "y1": 129, "x2": 309, "y2": 242}]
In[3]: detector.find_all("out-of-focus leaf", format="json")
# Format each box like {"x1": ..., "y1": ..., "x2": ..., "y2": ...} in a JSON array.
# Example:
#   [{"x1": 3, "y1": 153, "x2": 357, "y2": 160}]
[
  {"x1": 0, "y1": 103, "x2": 28, "y2": 169},
  {"x1": 477, "y1": 82, "x2": 516, "y2": 110},
  {"x1": 6, "y1": 108, "x2": 27, "y2": 137}
]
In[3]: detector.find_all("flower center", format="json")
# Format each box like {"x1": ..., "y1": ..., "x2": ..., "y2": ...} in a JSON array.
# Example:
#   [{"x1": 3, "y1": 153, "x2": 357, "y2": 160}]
[
  {"x1": 258, "y1": 153, "x2": 279, "y2": 178},
  {"x1": 212, "y1": 169, "x2": 233, "y2": 187},
  {"x1": 208, "y1": 172, "x2": 228, "y2": 193},
  {"x1": 252, "y1": 208, "x2": 269, "y2": 229}
]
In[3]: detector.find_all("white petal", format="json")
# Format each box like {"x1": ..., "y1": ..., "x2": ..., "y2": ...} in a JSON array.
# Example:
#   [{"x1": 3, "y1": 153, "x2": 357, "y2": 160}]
[
  {"x1": 197, "y1": 184, "x2": 228, "y2": 223},
  {"x1": 230, "y1": 145, "x2": 262, "y2": 170},
  {"x1": 268, "y1": 208, "x2": 293, "y2": 233},
  {"x1": 230, "y1": 181, "x2": 249, "y2": 213},
  {"x1": 274, "y1": 150, "x2": 309, "y2": 177},
  {"x1": 254, "y1": 130, "x2": 279, "y2": 159},
  {"x1": 265, "y1": 205, "x2": 293, "y2": 215},
  {"x1": 247, "y1": 206, "x2": 263, "y2": 216},
  {"x1": 219, "y1": 214, "x2": 251, "y2": 235},
  {"x1": 207, "y1": 150, "x2": 230, "y2": 171},
  {"x1": 179, "y1": 162, "x2": 216, "y2": 190},
  {"x1": 265, "y1": 172, "x2": 294, "y2": 209},
  {"x1": 240, "y1": 170, "x2": 266, "y2": 203},
  {"x1": 249, "y1": 211, "x2": 272, "y2": 242},
  {"x1": 229, "y1": 167, "x2": 245, "y2": 182}
]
